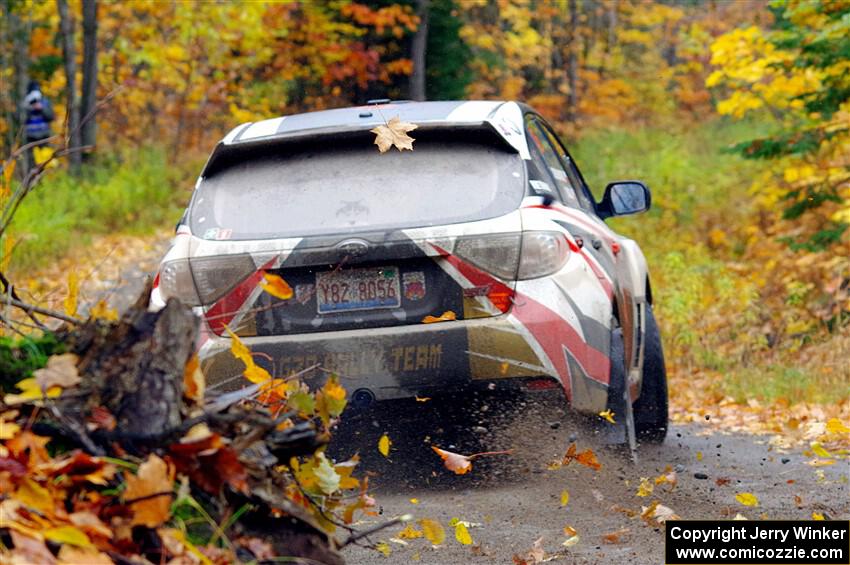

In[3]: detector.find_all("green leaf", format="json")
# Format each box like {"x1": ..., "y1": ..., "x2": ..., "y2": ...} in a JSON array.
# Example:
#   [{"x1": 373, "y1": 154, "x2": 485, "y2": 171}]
[
  {"x1": 288, "y1": 390, "x2": 315, "y2": 416},
  {"x1": 313, "y1": 453, "x2": 341, "y2": 495}
]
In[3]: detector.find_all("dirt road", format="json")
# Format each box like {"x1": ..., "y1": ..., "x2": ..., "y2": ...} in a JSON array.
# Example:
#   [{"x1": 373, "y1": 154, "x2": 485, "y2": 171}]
[
  {"x1": 339, "y1": 397, "x2": 849, "y2": 565},
  {"x1": 99, "y1": 236, "x2": 848, "y2": 565}
]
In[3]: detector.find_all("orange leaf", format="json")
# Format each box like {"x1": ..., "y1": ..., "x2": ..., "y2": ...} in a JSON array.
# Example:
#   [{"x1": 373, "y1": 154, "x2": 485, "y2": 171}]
[
  {"x1": 602, "y1": 527, "x2": 629, "y2": 544},
  {"x1": 183, "y1": 354, "x2": 205, "y2": 404},
  {"x1": 124, "y1": 454, "x2": 174, "y2": 527},
  {"x1": 422, "y1": 310, "x2": 456, "y2": 324},
  {"x1": 432, "y1": 446, "x2": 472, "y2": 475},
  {"x1": 562, "y1": 443, "x2": 601, "y2": 470},
  {"x1": 260, "y1": 272, "x2": 293, "y2": 300}
]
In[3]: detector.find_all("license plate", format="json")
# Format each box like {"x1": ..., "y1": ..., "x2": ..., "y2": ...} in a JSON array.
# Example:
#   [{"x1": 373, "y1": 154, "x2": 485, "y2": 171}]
[{"x1": 316, "y1": 267, "x2": 401, "y2": 314}]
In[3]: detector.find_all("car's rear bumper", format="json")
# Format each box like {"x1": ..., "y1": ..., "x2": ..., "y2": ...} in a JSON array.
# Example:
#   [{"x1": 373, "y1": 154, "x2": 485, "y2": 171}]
[{"x1": 199, "y1": 314, "x2": 559, "y2": 401}]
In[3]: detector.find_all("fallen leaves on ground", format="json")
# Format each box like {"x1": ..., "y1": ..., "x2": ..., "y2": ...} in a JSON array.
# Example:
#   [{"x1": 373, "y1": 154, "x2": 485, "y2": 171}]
[
  {"x1": 514, "y1": 536, "x2": 547, "y2": 564},
  {"x1": 636, "y1": 477, "x2": 654, "y2": 497},
  {"x1": 455, "y1": 521, "x2": 473, "y2": 545},
  {"x1": 602, "y1": 527, "x2": 630, "y2": 544},
  {"x1": 641, "y1": 501, "x2": 680, "y2": 524},
  {"x1": 599, "y1": 409, "x2": 616, "y2": 424},
  {"x1": 371, "y1": 116, "x2": 418, "y2": 153},
  {"x1": 560, "y1": 489, "x2": 569, "y2": 507},
  {"x1": 735, "y1": 492, "x2": 759, "y2": 507},
  {"x1": 3, "y1": 377, "x2": 62, "y2": 405},
  {"x1": 398, "y1": 524, "x2": 424, "y2": 539},
  {"x1": 124, "y1": 454, "x2": 175, "y2": 527},
  {"x1": 562, "y1": 526, "x2": 580, "y2": 547},
  {"x1": 33, "y1": 353, "x2": 81, "y2": 391},
  {"x1": 654, "y1": 466, "x2": 677, "y2": 490}
]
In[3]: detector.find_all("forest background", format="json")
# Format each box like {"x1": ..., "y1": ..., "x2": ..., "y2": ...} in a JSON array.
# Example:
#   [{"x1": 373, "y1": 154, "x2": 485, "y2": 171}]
[{"x1": 1, "y1": 0, "x2": 848, "y2": 429}]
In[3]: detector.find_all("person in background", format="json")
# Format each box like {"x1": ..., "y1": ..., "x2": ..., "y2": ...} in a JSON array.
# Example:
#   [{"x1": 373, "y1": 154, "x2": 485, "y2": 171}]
[{"x1": 22, "y1": 80, "x2": 55, "y2": 171}]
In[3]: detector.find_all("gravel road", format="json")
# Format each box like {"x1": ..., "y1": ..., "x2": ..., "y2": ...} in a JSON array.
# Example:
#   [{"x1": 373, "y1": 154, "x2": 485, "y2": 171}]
[
  {"x1": 103, "y1": 238, "x2": 848, "y2": 565},
  {"x1": 339, "y1": 396, "x2": 849, "y2": 565}
]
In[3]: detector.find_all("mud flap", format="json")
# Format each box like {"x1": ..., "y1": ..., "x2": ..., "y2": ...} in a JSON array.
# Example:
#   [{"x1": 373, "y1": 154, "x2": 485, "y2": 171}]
[
  {"x1": 623, "y1": 383, "x2": 638, "y2": 463},
  {"x1": 607, "y1": 327, "x2": 638, "y2": 463}
]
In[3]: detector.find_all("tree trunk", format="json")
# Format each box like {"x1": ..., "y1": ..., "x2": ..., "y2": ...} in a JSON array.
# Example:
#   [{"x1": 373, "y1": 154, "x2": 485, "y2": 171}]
[
  {"x1": 80, "y1": 0, "x2": 98, "y2": 156},
  {"x1": 6, "y1": 7, "x2": 31, "y2": 155},
  {"x1": 566, "y1": 0, "x2": 579, "y2": 122},
  {"x1": 56, "y1": 0, "x2": 82, "y2": 174},
  {"x1": 601, "y1": 0, "x2": 618, "y2": 78},
  {"x1": 409, "y1": 0, "x2": 429, "y2": 101}
]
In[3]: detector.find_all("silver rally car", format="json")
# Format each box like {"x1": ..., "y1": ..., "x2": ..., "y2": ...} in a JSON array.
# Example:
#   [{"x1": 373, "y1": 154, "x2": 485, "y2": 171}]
[{"x1": 152, "y1": 100, "x2": 668, "y2": 444}]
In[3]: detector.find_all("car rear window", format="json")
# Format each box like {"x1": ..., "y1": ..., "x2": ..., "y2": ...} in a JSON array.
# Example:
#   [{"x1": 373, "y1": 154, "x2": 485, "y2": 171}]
[{"x1": 189, "y1": 131, "x2": 526, "y2": 240}]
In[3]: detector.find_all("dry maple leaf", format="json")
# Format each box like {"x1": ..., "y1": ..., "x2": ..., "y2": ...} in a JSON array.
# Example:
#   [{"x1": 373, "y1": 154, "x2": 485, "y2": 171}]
[
  {"x1": 9, "y1": 530, "x2": 57, "y2": 565},
  {"x1": 371, "y1": 116, "x2": 418, "y2": 153},
  {"x1": 602, "y1": 527, "x2": 630, "y2": 544},
  {"x1": 183, "y1": 354, "x2": 205, "y2": 404},
  {"x1": 432, "y1": 446, "x2": 472, "y2": 474},
  {"x1": 260, "y1": 272, "x2": 294, "y2": 300},
  {"x1": 561, "y1": 443, "x2": 602, "y2": 470},
  {"x1": 124, "y1": 454, "x2": 174, "y2": 527},
  {"x1": 432, "y1": 446, "x2": 512, "y2": 475},
  {"x1": 34, "y1": 353, "x2": 81, "y2": 391},
  {"x1": 422, "y1": 310, "x2": 456, "y2": 324},
  {"x1": 86, "y1": 406, "x2": 117, "y2": 432},
  {"x1": 57, "y1": 545, "x2": 113, "y2": 564}
]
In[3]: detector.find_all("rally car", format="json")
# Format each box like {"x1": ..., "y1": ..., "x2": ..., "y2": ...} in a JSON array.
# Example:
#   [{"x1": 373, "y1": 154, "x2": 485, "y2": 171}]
[{"x1": 152, "y1": 100, "x2": 668, "y2": 444}]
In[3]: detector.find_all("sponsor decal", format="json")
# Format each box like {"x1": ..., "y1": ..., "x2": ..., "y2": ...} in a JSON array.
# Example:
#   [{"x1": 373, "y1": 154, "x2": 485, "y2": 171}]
[
  {"x1": 402, "y1": 271, "x2": 426, "y2": 301},
  {"x1": 463, "y1": 285, "x2": 491, "y2": 298},
  {"x1": 277, "y1": 343, "x2": 443, "y2": 378},
  {"x1": 203, "y1": 228, "x2": 233, "y2": 240},
  {"x1": 295, "y1": 283, "x2": 315, "y2": 305}
]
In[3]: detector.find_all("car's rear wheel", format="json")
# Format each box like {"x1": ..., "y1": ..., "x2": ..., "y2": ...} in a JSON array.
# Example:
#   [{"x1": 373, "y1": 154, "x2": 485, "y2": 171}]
[{"x1": 632, "y1": 303, "x2": 668, "y2": 443}]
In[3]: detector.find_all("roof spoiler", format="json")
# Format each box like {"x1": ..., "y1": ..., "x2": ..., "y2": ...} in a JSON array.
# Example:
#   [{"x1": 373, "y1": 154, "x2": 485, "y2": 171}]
[{"x1": 200, "y1": 121, "x2": 518, "y2": 179}]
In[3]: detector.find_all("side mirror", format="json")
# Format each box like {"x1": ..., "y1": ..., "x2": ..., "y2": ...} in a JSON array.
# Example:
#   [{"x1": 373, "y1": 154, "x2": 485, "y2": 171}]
[{"x1": 599, "y1": 181, "x2": 651, "y2": 219}]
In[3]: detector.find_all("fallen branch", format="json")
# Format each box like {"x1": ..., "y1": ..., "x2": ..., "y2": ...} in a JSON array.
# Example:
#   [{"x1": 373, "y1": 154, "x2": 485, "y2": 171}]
[{"x1": 0, "y1": 293, "x2": 82, "y2": 325}]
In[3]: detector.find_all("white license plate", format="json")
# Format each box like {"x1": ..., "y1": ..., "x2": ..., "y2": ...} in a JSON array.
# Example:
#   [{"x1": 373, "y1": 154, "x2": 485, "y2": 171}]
[{"x1": 316, "y1": 267, "x2": 401, "y2": 314}]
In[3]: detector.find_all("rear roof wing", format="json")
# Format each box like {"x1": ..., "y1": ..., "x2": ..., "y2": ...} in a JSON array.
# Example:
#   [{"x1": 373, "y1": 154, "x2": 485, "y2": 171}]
[{"x1": 200, "y1": 121, "x2": 520, "y2": 179}]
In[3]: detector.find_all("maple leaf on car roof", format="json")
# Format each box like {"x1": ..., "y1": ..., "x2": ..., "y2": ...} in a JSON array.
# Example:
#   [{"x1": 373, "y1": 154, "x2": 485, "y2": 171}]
[{"x1": 371, "y1": 116, "x2": 418, "y2": 153}]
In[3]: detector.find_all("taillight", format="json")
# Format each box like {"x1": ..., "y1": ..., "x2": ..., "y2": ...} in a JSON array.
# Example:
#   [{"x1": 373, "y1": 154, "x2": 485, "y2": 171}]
[
  {"x1": 159, "y1": 258, "x2": 198, "y2": 306},
  {"x1": 454, "y1": 233, "x2": 521, "y2": 280},
  {"x1": 190, "y1": 254, "x2": 256, "y2": 305},
  {"x1": 518, "y1": 231, "x2": 570, "y2": 279},
  {"x1": 487, "y1": 286, "x2": 514, "y2": 313},
  {"x1": 159, "y1": 254, "x2": 256, "y2": 307}
]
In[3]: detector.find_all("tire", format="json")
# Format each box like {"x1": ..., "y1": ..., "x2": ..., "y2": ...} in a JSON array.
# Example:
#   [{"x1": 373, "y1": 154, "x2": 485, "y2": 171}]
[{"x1": 632, "y1": 303, "x2": 668, "y2": 443}]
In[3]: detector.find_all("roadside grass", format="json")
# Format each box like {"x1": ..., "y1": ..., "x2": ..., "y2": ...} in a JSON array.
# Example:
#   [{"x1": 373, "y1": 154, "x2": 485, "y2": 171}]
[
  {"x1": 7, "y1": 148, "x2": 198, "y2": 274},
  {"x1": 572, "y1": 118, "x2": 850, "y2": 408}
]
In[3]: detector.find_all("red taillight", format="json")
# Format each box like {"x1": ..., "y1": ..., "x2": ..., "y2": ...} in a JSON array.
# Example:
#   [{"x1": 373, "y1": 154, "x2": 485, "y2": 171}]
[{"x1": 487, "y1": 287, "x2": 515, "y2": 313}]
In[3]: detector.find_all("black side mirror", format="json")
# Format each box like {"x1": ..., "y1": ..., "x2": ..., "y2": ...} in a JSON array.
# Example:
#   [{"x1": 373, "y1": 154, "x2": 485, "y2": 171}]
[{"x1": 599, "y1": 181, "x2": 651, "y2": 219}]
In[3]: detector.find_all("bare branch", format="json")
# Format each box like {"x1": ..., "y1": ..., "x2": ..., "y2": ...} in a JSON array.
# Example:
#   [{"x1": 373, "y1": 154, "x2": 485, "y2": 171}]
[{"x1": 0, "y1": 293, "x2": 82, "y2": 325}]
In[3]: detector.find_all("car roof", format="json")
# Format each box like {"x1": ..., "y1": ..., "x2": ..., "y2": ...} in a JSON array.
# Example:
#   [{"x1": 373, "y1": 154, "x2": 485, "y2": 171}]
[{"x1": 221, "y1": 100, "x2": 521, "y2": 145}]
